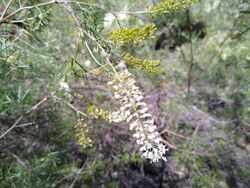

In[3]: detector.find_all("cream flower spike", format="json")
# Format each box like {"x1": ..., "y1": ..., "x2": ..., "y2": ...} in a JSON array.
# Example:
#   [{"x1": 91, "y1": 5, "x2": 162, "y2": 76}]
[{"x1": 108, "y1": 69, "x2": 168, "y2": 163}]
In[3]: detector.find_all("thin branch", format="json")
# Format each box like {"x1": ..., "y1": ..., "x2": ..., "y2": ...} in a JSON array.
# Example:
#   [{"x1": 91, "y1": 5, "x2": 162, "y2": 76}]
[
  {"x1": 0, "y1": 0, "x2": 14, "y2": 20},
  {"x1": 187, "y1": 10, "x2": 194, "y2": 94},
  {"x1": 62, "y1": 2, "x2": 116, "y2": 76},
  {"x1": 0, "y1": 97, "x2": 48, "y2": 140},
  {"x1": 191, "y1": 105, "x2": 227, "y2": 125},
  {"x1": 192, "y1": 124, "x2": 201, "y2": 137},
  {"x1": 11, "y1": 152, "x2": 26, "y2": 167},
  {"x1": 112, "y1": 11, "x2": 148, "y2": 14},
  {"x1": 84, "y1": 41, "x2": 108, "y2": 71},
  {"x1": 51, "y1": 94, "x2": 87, "y2": 117},
  {"x1": 0, "y1": 0, "x2": 58, "y2": 24},
  {"x1": 16, "y1": 122, "x2": 36, "y2": 128},
  {"x1": 69, "y1": 159, "x2": 88, "y2": 188},
  {"x1": 61, "y1": 2, "x2": 104, "y2": 69},
  {"x1": 161, "y1": 128, "x2": 186, "y2": 139},
  {"x1": 161, "y1": 139, "x2": 177, "y2": 150}
]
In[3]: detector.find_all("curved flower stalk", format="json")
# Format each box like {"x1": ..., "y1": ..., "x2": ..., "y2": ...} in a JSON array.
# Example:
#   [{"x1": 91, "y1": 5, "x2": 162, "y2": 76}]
[
  {"x1": 147, "y1": 0, "x2": 199, "y2": 16},
  {"x1": 108, "y1": 69, "x2": 168, "y2": 163}
]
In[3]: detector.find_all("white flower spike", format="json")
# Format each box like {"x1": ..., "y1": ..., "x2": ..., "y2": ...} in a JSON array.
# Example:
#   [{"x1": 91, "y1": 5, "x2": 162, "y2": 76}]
[{"x1": 108, "y1": 69, "x2": 168, "y2": 163}]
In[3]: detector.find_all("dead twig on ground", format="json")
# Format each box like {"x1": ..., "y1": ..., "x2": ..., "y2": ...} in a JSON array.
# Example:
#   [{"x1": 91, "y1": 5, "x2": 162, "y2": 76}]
[
  {"x1": 161, "y1": 128, "x2": 186, "y2": 139},
  {"x1": 161, "y1": 139, "x2": 177, "y2": 150}
]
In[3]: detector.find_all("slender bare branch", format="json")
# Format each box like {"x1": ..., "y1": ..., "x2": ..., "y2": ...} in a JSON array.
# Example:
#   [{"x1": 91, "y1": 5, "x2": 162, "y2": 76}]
[
  {"x1": 69, "y1": 159, "x2": 88, "y2": 188},
  {"x1": 11, "y1": 152, "x2": 26, "y2": 167},
  {"x1": 161, "y1": 139, "x2": 177, "y2": 150},
  {"x1": 0, "y1": 0, "x2": 14, "y2": 20},
  {"x1": 0, "y1": 0, "x2": 58, "y2": 24},
  {"x1": 51, "y1": 94, "x2": 87, "y2": 117},
  {"x1": 0, "y1": 97, "x2": 48, "y2": 140},
  {"x1": 161, "y1": 128, "x2": 186, "y2": 139}
]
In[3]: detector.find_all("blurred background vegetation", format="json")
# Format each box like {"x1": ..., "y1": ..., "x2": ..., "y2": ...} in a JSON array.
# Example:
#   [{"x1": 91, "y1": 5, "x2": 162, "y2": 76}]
[{"x1": 0, "y1": 0, "x2": 250, "y2": 187}]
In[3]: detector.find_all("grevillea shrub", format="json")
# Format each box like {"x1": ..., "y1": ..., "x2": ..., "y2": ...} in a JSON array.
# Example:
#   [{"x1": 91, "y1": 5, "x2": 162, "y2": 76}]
[{"x1": 0, "y1": 0, "x2": 198, "y2": 166}]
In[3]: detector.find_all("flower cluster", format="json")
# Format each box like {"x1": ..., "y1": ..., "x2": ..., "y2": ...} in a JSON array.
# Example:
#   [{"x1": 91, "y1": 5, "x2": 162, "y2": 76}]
[
  {"x1": 87, "y1": 104, "x2": 126, "y2": 123},
  {"x1": 109, "y1": 24, "x2": 157, "y2": 46},
  {"x1": 123, "y1": 53, "x2": 164, "y2": 75},
  {"x1": 75, "y1": 121, "x2": 93, "y2": 148},
  {"x1": 147, "y1": 0, "x2": 199, "y2": 16},
  {"x1": 87, "y1": 105, "x2": 110, "y2": 121},
  {"x1": 108, "y1": 69, "x2": 168, "y2": 162}
]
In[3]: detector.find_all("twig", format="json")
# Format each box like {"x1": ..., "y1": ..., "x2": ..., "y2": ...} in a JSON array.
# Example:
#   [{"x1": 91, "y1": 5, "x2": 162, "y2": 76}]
[
  {"x1": 51, "y1": 94, "x2": 87, "y2": 117},
  {"x1": 0, "y1": 0, "x2": 14, "y2": 20},
  {"x1": 192, "y1": 124, "x2": 201, "y2": 137},
  {"x1": 11, "y1": 152, "x2": 26, "y2": 167},
  {"x1": 0, "y1": 97, "x2": 48, "y2": 140},
  {"x1": 161, "y1": 139, "x2": 177, "y2": 150},
  {"x1": 187, "y1": 10, "x2": 194, "y2": 94},
  {"x1": 16, "y1": 122, "x2": 36, "y2": 128},
  {"x1": 0, "y1": 0, "x2": 58, "y2": 24},
  {"x1": 161, "y1": 128, "x2": 186, "y2": 139},
  {"x1": 69, "y1": 159, "x2": 88, "y2": 188},
  {"x1": 191, "y1": 105, "x2": 227, "y2": 125},
  {"x1": 62, "y1": 2, "x2": 112, "y2": 74},
  {"x1": 64, "y1": 1, "x2": 121, "y2": 80}
]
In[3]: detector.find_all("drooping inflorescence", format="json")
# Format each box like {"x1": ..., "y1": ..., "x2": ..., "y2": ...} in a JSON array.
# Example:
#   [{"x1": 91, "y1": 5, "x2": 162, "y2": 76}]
[
  {"x1": 75, "y1": 121, "x2": 93, "y2": 148},
  {"x1": 109, "y1": 24, "x2": 157, "y2": 45},
  {"x1": 123, "y1": 53, "x2": 164, "y2": 75},
  {"x1": 107, "y1": 69, "x2": 168, "y2": 163},
  {"x1": 147, "y1": 0, "x2": 199, "y2": 16}
]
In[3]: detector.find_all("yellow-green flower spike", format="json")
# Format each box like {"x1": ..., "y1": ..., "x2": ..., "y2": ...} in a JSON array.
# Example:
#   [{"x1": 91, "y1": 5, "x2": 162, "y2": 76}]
[
  {"x1": 109, "y1": 24, "x2": 157, "y2": 46},
  {"x1": 87, "y1": 105, "x2": 111, "y2": 121},
  {"x1": 147, "y1": 0, "x2": 199, "y2": 16},
  {"x1": 123, "y1": 53, "x2": 164, "y2": 75}
]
